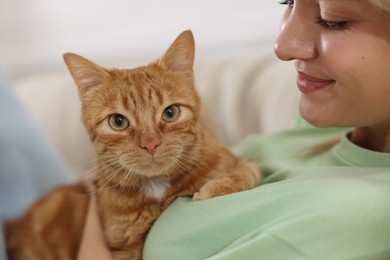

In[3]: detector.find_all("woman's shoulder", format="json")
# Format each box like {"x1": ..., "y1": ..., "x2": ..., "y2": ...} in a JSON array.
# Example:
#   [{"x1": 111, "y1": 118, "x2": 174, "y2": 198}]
[{"x1": 232, "y1": 115, "x2": 348, "y2": 163}]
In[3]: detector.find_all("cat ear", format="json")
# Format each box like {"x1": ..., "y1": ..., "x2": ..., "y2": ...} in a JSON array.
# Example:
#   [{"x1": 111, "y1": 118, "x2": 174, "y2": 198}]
[
  {"x1": 158, "y1": 30, "x2": 195, "y2": 76},
  {"x1": 63, "y1": 53, "x2": 110, "y2": 98}
]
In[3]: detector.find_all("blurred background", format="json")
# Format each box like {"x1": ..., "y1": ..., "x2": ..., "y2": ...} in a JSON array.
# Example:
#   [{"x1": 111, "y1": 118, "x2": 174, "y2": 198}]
[
  {"x1": 0, "y1": 0, "x2": 284, "y2": 82},
  {"x1": 0, "y1": 0, "x2": 298, "y2": 176}
]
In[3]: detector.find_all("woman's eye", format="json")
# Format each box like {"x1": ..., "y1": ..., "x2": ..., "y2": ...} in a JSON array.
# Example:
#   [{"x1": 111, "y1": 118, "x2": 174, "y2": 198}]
[
  {"x1": 108, "y1": 114, "x2": 129, "y2": 131},
  {"x1": 316, "y1": 17, "x2": 349, "y2": 30},
  {"x1": 162, "y1": 105, "x2": 180, "y2": 122},
  {"x1": 279, "y1": 0, "x2": 294, "y2": 7}
]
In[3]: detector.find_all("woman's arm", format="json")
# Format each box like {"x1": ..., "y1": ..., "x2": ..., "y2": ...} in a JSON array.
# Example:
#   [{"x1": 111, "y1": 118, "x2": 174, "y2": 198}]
[{"x1": 77, "y1": 193, "x2": 113, "y2": 260}]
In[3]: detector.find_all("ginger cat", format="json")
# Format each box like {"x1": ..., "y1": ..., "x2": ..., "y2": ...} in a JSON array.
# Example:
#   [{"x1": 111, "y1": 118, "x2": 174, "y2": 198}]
[{"x1": 5, "y1": 30, "x2": 260, "y2": 260}]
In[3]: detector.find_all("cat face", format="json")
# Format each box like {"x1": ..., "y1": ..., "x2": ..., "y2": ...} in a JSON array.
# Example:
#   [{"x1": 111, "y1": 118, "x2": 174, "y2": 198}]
[{"x1": 64, "y1": 30, "x2": 202, "y2": 177}]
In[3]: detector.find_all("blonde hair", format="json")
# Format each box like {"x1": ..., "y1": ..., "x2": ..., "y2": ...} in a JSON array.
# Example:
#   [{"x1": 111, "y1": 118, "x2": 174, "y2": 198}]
[{"x1": 368, "y1": 0, "x2": 390, "y2": 11}]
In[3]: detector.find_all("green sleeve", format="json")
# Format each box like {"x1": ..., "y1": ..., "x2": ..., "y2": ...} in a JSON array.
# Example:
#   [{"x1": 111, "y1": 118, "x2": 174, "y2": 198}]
[
  {"x1": 144, "y1": 168, "x2": 390, "y2": 260},
  {"x1": 144, "y1": 118, "x2": 390, "y2": 259}
]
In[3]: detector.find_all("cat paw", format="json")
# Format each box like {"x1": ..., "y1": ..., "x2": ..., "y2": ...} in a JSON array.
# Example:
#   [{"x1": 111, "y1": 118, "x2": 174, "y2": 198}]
[
  {"x1": 192, "y1": 180, "x2": 226, "y2": 201},
  {"x1": 192, "y1": 191, "x2": 212, "y2": 201},
  {"x1": 192, "y1": 192, "x2": 203, "y2": 201}
]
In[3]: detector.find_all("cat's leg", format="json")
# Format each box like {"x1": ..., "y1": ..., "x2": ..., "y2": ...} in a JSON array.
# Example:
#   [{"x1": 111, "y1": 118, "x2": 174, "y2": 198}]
[
  {"x1": 6, "y1": 183, "x2": 89, "y2": 260},
  {"x1": 193, "y1": 160, "x2": 260, "y2": 201}
]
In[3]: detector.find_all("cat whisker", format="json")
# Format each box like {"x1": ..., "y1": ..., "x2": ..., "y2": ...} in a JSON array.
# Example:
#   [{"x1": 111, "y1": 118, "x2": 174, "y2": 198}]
[
  {"x1": 70, "y1": 151, "x2": 117, "y2": 169},
  {"x1": 111, "y1": 166, "x2": 139, "y2": 200},
  {"x1": 72, "y1": 155, "x2": 121, "y2": 179},
  {"x1": 179, "y1": 154, "x2": 209, "y2": 170},
  {"x1": 169, "y1": 158, "x2": 196, "y2": 177},
  {"x1": 79, "y1": 159, "x2": 120, "y2": 181},
  {"x1": 93, "y1": 165, "x2": 125, "y2": 194}
]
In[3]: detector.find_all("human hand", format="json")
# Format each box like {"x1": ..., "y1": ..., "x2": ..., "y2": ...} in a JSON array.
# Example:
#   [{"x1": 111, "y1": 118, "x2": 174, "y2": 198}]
[{"x1": 77, "y1": 191, "x2": 113, "y2": 260}]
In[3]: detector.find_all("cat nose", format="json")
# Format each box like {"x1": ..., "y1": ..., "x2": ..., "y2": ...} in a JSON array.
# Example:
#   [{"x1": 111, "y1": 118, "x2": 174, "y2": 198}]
[{"x1": 140, "y1": 139, "x2": 161, "y2": 155}]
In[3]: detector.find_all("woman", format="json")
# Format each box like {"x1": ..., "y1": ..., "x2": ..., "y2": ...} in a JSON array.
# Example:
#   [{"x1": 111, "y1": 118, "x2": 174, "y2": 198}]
[
  {"x1": 78, "y1": 0, "x2": 390, "y2": 259},
  {"x1": 3, "y1": 0, "x2": 390, "y2": 259}
]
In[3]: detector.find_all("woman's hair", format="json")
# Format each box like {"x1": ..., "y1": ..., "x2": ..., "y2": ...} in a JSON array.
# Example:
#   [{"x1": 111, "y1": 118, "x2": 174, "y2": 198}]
[{"x1": 368, "y1": 0, "x2": 390, "y2": 11}]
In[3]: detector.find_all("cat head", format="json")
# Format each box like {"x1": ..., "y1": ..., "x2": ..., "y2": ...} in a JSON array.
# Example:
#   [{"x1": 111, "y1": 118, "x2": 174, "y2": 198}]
[{"x1": 63, "y1": 30, "x2": 202, "y2": 178}]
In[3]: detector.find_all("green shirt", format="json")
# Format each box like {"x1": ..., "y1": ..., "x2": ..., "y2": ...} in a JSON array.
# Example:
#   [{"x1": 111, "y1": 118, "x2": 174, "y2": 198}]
[{"x1": 144, "y1": 118, "x2": 390, "y2": 260}]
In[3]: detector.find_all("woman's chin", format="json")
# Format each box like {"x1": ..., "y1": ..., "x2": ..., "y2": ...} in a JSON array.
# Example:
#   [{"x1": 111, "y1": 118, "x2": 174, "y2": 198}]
[
  {"x1": 299, "y1": 111, "x2": 346, "y2": 129},
  {"x1": 299, "y1": 108, "x2": 330, "y2": 128}
]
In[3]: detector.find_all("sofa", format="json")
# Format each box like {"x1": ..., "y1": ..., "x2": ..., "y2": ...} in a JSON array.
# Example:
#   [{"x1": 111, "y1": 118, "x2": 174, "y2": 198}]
[{"x1": 12, "y1": 49, "x2": 299, "y2": 177}]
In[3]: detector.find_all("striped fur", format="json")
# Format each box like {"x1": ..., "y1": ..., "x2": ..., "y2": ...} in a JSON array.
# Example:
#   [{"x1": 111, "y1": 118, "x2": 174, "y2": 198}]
[{"x1": 6, "y1": 30, "x2": 260, "y2": 260}]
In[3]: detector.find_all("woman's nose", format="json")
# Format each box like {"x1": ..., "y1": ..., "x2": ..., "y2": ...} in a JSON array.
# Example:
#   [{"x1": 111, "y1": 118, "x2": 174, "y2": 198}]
[{"x1": 274, "y1": 9, "x2": 318, "y2": 61}]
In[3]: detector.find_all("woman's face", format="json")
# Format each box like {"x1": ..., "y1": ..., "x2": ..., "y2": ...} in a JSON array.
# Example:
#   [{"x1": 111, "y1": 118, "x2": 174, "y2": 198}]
[{"x1": 274, "y1": 0, "x2": 390, "y2": 128}]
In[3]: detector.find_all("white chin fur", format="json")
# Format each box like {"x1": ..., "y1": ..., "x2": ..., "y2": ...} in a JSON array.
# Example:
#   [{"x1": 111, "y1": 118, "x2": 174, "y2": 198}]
[{"x1": 141, "y1": 178, "x2": 171, "y2": 200}]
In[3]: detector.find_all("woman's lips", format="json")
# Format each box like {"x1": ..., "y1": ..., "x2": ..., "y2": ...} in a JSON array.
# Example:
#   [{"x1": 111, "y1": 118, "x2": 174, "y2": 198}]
[{"x1": 296, "y1": 72, "x2": 335, "y2": 93}]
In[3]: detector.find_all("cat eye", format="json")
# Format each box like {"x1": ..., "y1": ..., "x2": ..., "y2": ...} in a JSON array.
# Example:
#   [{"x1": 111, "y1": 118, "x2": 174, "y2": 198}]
[
  {"x1": 108, "y1": 114, "x2": 129, "y2": 131},
  {"x1": 162, "y1": 105, "x2": 180, "y2": 122}
]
